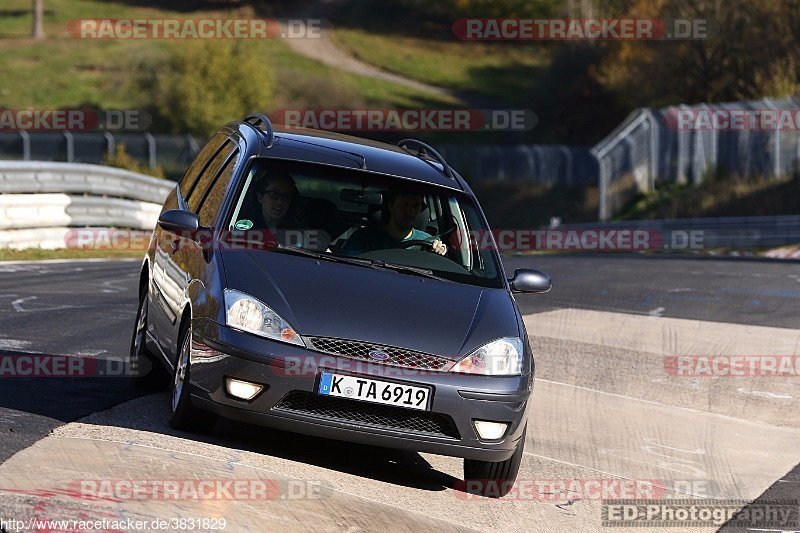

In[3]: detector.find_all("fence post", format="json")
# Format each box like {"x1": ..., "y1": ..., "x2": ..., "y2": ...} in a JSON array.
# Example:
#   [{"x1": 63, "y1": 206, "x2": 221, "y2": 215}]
[
  {"x1": 560, "y1": 146, "x2": 572, "y2": 186},
  {"x1": 63, "y1": 131, "x2": 74, "y2": 162},
  {"x1": 104, "y1": 132, "x2": 115, "y2": 157},
  {"x1": 676, "y1": 104, "x2": 689, "y2": 184},
  {"x1": 144, "y1": 133, "x2": 157, "y2": 170},
  {"x1": 646, "y1": 110, "x2": 658, "y2": 191},
  {"x1": 19, "y1": 131, "x2": 30, "y2": 161},
  {"x1": 594, "y1": 153, "x2": 608, "y2": 221},
  {"x1": 764, "y1": 98, "x2": 781, "y2": 177}
]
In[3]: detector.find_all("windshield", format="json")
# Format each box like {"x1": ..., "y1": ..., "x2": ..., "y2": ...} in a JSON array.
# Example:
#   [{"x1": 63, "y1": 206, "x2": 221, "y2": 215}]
[{"x1": 227, "y1": 158, "x2": 504, "y2": 289}]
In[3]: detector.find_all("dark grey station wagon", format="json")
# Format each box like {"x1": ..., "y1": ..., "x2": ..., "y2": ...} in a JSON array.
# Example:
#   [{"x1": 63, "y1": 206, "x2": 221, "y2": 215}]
[{"x1": 131, "y1": 114, "x2": 551, "y2": 497}]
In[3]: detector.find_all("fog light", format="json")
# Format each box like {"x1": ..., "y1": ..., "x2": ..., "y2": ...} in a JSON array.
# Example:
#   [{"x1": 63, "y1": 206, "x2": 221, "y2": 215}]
[
  {"x1": 473, "y1": 420, "x2": 509, "y2": 441},
  {"x1": 226, "y1": 378, "x2": 264, "y2": 401}
]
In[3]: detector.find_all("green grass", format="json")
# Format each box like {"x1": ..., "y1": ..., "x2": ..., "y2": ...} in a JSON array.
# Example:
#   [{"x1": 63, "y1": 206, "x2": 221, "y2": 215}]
[
  {"x1": 0, "y1": 0, "x2": 455, "y2": 113},
  {"x1": 616, "y1": 174, "x2": 800, "y2": 220},
  {"x1": 472, "y1": 180, "x2": 598, "y2": 228},
  {"x1": 332, "y1": 28, "x2": 548, "y2": 106},
  {"x1": 0, "y1": 248, "x2": 144, "y2": 261}
]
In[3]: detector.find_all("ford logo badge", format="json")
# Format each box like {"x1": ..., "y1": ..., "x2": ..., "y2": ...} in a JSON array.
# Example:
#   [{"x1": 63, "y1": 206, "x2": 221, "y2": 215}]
[{"x1": 368, "y1": 350, "x2": 390, "y2": 361}]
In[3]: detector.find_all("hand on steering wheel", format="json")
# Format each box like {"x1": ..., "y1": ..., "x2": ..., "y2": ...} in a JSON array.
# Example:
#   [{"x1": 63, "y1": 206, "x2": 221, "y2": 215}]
[{"x1": 398, "y1": 239, "x2": 447, "y2": 255}]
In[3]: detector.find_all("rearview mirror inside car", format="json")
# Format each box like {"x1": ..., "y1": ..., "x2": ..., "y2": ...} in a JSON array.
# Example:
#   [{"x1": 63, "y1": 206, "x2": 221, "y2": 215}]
[{"x1": 341, "y1": 188, "x2": 383, "y2": 205}]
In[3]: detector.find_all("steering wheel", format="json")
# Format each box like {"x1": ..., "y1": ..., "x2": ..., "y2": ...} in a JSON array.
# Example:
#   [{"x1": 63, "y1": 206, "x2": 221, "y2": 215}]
[{"x1": 397, "y1": 239, "x2": 434, "y2": 251}]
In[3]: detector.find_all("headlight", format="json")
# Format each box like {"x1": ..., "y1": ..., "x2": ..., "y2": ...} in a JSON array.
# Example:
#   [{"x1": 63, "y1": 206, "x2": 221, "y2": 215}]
[
  {"x1": 451, "y1": 337, "x2": 524, "y2": 376},
  {"x1": 224, "y1": 289, "x2": 304, "y2": 346}
]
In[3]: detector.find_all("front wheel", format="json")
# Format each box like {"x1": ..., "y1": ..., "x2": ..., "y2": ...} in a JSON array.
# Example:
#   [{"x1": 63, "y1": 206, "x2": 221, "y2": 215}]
[
  {"x1": 463, "y1": 425, "x2": 526, "y2": 498},
  {"x1": 169, "y1": 323, "x2": 218, "y2": 432},
  {"x1": 130, "y1": 289, "x2": 168, "y2": 390}
]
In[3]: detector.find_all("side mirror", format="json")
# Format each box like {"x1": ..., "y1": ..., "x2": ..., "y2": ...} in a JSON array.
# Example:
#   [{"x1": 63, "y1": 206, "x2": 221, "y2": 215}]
[
  {"x1": 158, "y1": 209, "x2": 199, "y2": 234},
  {"x1": 508, "y1": 269, "x2": 552, "y2": 294}
]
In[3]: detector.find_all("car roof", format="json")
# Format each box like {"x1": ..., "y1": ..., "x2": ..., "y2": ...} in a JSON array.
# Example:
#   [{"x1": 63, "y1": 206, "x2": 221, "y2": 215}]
[{"x1": 249, "y1": 126, "x2": 466, "y2": 192}]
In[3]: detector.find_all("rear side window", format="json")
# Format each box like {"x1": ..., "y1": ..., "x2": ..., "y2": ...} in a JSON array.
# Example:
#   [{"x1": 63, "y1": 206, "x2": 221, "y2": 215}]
[
  {"x1": 178, "y1": 133, "x2": 228, "y2": 200},
  {"x1": 188, "y1": 140, "x2": 236, "y2": 212},
  {"x1": 198, "y1": 150, "x2": 240, "y2": 227}
]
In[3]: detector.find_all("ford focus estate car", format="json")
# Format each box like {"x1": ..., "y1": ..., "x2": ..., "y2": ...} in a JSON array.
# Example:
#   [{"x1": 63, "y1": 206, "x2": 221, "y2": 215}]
[{"x1": 130, "y1": 114, "x2": 551, "y2": 497}]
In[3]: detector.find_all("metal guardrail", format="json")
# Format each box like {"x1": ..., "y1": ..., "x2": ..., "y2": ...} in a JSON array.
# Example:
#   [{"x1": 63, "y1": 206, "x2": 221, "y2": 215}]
[
  {"x1": 0, "y1": 161, "x2": 171, "y2": 248},
  {"x1": 0, "y1": 194, "x2": 160, "y2": 230},
  {"x1": 0, "y1": 161, "x2": 173, "y2": 203}
]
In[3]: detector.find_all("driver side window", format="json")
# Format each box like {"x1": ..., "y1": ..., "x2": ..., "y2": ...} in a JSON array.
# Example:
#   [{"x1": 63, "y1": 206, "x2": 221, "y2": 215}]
[{"x1": 179, "y1": 133, "x2": 228, "y2": 202}]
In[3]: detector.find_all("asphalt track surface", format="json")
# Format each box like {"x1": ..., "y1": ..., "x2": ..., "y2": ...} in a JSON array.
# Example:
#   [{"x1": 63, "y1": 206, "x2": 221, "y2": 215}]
[{"x1": 0, "y1": 255, "x2": 798, "y2": 532}]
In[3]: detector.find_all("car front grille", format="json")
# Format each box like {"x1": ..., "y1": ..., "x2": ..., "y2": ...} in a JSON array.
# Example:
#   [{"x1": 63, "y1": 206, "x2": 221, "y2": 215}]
[
  {"x1": 305, "y1": 337, "x2": 452, "y2": 371},
  {"x1": 273, "y1": 390, "x2": 460, "y2": 439}
]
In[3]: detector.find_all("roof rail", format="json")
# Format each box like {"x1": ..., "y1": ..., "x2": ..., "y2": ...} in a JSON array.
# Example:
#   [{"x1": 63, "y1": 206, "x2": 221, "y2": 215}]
[
  {"x1": 286, "y1": 137, "x2": 367, "y2": 169},
  {"x1": 397, "y1": 139, "x2": 455, "y2": 180},
  {"x1": 243, "y1": 113, "x2": 274, "y2": 147}
]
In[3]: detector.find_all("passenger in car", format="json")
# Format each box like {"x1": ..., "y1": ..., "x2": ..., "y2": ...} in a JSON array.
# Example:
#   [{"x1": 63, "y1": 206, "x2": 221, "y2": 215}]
[
  {"x1": 252, "y1": 170, "x2": 328, "y2": 250},
  {"x1": 342, "y1": 186, "x2": 447, "y2": 256}
]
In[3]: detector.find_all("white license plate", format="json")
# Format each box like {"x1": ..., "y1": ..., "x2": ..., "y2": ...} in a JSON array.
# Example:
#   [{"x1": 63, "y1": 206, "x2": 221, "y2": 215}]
[{"x1": 318, "y1": 372, "x2": 431, "y2": 411}]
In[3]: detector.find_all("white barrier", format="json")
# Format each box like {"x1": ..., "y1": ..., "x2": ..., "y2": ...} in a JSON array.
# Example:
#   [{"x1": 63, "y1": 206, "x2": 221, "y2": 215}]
[
  {"x1": 0, "y1": 162, "x2": 172, "y2": 249},
  {"x1": 0, "y1": 194, "x2": 161, "y2": 230},
  {"x1": 0, "y1": 227, "x2": 72, "y2": 250}
]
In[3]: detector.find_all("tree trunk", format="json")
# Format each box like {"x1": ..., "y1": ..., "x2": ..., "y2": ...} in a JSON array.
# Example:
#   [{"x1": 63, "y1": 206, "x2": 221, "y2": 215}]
[{"x1": 32, "y1": 0, "x2": 44, "y2": 40}]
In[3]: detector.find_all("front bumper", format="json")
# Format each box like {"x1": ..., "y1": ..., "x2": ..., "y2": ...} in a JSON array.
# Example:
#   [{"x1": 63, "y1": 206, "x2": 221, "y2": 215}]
[{"x1": 188, "y1": 320, "x2": 532, "y2": 462}]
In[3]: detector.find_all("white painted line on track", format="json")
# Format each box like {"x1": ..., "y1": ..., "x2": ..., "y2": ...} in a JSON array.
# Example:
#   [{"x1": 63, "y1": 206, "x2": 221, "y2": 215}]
[{"x1": 536, "y1": 378, "x2": 800, "y2": 429}]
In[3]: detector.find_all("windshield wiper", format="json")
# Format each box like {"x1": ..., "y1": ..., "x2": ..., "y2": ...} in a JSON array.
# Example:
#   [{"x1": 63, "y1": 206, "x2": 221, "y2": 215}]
[
  {"x1": 273, "y1": 244, "x2": 447, "y2": 281},
  {"x1": 271, "y1": 244, "x2": 374, "y2": 267},
  {"x1": 367, "y1": 259, "x2": 448, "y2": 281}
]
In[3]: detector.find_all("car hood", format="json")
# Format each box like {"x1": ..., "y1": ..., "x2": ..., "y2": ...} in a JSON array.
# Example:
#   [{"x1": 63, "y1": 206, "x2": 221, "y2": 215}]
[{"x1": 220, "y1": 250, "x2": 520, "y2": 359}]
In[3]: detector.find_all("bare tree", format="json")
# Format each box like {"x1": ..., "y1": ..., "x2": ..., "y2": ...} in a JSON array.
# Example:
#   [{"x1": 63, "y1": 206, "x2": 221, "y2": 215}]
[{"x1": 32, "y1": 0, "x2": 44, "y2": 39}]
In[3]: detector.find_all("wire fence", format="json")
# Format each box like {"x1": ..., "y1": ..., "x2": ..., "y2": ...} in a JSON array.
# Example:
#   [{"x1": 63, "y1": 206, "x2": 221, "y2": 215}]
[
  {"x1": 4, "y1": 96, "x2": 798, "y2": 222},
  {"x1": 0, "y1": 131, "x2": 597, "y2": 187},
  {"x1": 593, "y1": 96, "x2": 800, "y2": 220},
  {"x1": 0, "y1": 131, "x2": 200, "y2": 179}
]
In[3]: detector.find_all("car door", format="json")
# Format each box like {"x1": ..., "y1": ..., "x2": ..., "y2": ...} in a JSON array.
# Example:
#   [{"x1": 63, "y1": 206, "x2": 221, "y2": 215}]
[
  {"x1": 151, "y1": 133, "x2": 230, "y2": 357},
  {"x1": 160, "y1": 139, "x2": 239, "y2": 363}
]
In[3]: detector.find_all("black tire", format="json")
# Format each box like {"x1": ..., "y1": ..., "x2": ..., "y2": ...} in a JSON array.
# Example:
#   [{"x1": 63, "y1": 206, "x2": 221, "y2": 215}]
[
  {"x1": 168, "y1": 322, "x2": 218, "y2": 432},
  {"x1": 130, "y1": 287, "x2": 169, "y2": 391},
  {"x1": 463, "y1": 425, "x2": 526, "y2": 498}
]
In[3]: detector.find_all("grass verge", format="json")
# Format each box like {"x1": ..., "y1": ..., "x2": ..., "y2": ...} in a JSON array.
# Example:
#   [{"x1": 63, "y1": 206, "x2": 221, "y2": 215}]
[
  {"x1": 0, "y1": 248, "x2": 144, "y2": 261},
  {"x1": 0, "y1": 0, "x2": 454, "y2": 114},
  {"x1": 331, "y1": 28, "x2": 548, "y2": 106},
  {"x1": 616, "y1": 175, "x2": 800, "y2": 220},
  {"x1": 472, "y1": 180, "x2": 599, "y2": 228}
]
